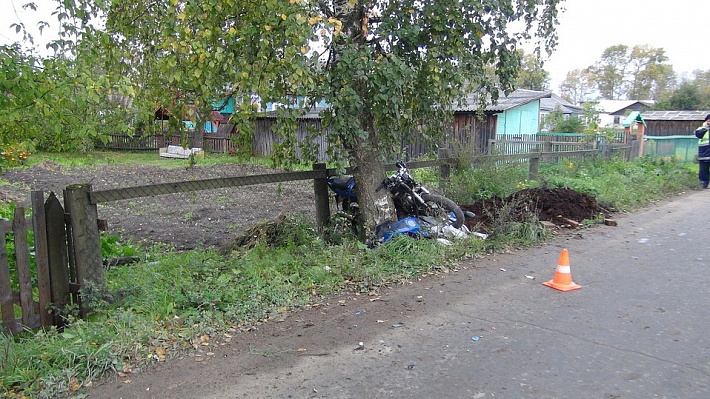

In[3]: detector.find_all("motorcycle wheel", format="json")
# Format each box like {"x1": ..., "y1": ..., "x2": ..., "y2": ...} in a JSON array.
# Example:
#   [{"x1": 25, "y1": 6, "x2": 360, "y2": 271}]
[{"x1": 420, "y1": 193, "x2": 465, "y2": 229}]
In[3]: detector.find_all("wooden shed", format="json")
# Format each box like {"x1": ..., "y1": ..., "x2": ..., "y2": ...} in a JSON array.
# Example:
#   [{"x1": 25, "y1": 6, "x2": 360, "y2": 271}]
[
  {"x1": 253, "y1": 108, "x2": 330, "y2": 160},
  {"x1": 452, "y1": 89, "x2": 552, "y2": 153},
  {"x1": 641, "y1": 110, "x2": 710, "y2": 136}
]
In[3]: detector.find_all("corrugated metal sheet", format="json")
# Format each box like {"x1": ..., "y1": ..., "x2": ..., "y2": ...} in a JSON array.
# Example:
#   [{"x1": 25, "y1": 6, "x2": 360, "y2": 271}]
[
  {"x1": 642, "y1": 110, "x2": 710, "y2": 121},
  {"x1": 540, "y1": 94, "x2": 584, "y2": 115},
  {"x1": 455, "y1": 89, "x2": 552, "y2": 113}
]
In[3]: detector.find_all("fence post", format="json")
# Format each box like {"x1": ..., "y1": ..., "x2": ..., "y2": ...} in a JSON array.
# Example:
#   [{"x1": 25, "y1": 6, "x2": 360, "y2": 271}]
[
  {"x1": 313, "y1": 163, "x2": 330, "y2": 230},
  {"x1": 64, "y1": 184, "x2": 103, "y2": 318},
  {"x1": 528, "y1": 154, "x2": 540, "y2": 180}
]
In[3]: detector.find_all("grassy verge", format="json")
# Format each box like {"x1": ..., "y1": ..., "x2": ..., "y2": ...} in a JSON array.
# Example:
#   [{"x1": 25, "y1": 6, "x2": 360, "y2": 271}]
[{"x1": 0, "y1": 153, "x2": 700, "y2": 399}]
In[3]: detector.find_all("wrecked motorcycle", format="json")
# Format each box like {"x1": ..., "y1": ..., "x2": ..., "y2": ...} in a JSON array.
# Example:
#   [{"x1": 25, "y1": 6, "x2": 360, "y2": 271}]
[{"x1": 327, "y1": 162, "x2": 466, "y2": 233}]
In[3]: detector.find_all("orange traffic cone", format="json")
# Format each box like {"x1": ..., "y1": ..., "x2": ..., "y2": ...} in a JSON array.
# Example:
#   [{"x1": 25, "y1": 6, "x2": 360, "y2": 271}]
[{"x1": 543, "y1": 249, "x2": 581, "y2": 292}]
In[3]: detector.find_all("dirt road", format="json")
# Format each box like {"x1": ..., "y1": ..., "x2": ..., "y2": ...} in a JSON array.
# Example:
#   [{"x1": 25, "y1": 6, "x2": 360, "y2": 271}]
[{"x1": 84, "y1": 190, "x2": 710, "y2": 399}]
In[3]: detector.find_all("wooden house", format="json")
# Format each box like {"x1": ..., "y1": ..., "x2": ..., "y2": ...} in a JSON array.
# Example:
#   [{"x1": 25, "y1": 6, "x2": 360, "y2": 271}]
[
  {"x1": 593, "y1": 100, "x2": 653, "y2": 128},
  {"x1": 451, "y1": 89, "x2": 552, "y2": 153},
  {"x1": 641, "y1": 110, "x2": 710, "y2": 137},
  {"x1": 540, "y1": 93, "x2": 585, "y2": 119}
]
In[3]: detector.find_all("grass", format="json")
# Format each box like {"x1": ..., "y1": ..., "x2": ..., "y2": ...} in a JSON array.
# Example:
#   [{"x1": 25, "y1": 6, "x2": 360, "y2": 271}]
[{"x1": 0, "y1": 152, "x2": 701, "y2": 399}]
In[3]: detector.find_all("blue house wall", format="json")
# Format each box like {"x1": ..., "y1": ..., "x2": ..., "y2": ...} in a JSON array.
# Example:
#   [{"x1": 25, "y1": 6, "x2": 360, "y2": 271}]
[{"x1": 497, "y1": 100, "x2": 541, "y2": 137}]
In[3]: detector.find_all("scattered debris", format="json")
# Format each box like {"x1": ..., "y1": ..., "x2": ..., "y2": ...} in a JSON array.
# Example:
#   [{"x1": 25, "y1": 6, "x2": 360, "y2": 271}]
[{"x1": 159, "y1": 145, "x2": 204, "y2": 159}]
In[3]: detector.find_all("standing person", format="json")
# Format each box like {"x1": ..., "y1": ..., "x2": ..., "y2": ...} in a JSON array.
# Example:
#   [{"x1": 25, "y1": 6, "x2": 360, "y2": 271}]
[{"x1": 694, "y1": 114, "x2": 710, "y2": 189}]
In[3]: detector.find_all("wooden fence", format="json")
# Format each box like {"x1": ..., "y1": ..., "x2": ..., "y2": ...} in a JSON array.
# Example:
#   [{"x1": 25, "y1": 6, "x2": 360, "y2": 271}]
[
  {"x1": 2, "y1": 144, "x2": 632, "y2": 333},
  {"x1": 1, "y1": 190, "x2": 103, "y2": 334}
]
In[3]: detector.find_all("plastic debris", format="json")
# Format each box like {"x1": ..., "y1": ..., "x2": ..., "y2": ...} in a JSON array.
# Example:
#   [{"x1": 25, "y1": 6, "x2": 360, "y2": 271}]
[
  {"x1": 472, "y1": 336, "x2": 479, "y2": 341},
  {"x1": 525, "y1": 275, "x2": 535, "y2": 280},
  {"x1": 472, "y1": 232, "x2": 489, "y2": 240},
  {"x1": 436, "y1": 238, "x2": 453, "y2": 246},
  {"x1": 355, "y1": 342, "x2": 365, "y2": 350}
]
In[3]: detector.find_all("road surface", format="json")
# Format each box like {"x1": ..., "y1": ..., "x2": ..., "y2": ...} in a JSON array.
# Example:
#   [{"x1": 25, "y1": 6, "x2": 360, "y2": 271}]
[{"x1": 86, "y1": 190, "x2": 710, "y2": 399}]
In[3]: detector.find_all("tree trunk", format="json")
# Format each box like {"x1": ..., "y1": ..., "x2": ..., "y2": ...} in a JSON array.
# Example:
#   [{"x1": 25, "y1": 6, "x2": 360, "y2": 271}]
[
  {"x1": 347, "y1": 130, "x2": 395, "y2": 242},
  {"x1": 333, "y1": 117, "x2": 396, "y2": 242},
  {"x1": 329, "y1": 0, "x2": 396, "y2": 242}
]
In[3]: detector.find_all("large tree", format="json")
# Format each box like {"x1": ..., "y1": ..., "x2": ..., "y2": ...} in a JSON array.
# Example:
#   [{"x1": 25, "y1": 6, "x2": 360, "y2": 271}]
[
  {"x1": 626, "y1": 45, "x2": 675, "y2": 100},
  {"x1": 61, "y1": 0, "x2": 563, "y2": 240},
  {"x1": 558, "y1": 68, "x2": 595, "y2": 104},
  {"x1": 516, "y1": 51, "x2": 551, "y2": 91},
  {"x1": 586, "y1": 44, "x2": 675, "y2": 101},
  {"x1": 587, "y1": 44, "x2": 628, "y2": 100},
  {"x1": 654, "y1": 70, "x2": 710, "y2": 110}
]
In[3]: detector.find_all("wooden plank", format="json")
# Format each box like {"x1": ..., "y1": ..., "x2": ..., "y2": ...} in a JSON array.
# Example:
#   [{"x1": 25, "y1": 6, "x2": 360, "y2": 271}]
[
  {"x1": 12, "y1": 207, "x2": 35, "y2": 328},
  {"x1": 45, "y1": 192, "x2": 70, "y2": 327},
  {"x1": 0, "y1": 217, "x2": 18, "y2": 333},
  {"x1": 45, "y1": 193, "x2": 70, "y2": 327},
  {"x1": 32, "y1": 191, "x2": 52, "y2": 328}
]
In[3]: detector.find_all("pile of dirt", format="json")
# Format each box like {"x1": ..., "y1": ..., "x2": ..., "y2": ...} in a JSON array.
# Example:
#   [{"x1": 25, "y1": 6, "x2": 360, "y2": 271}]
[{"x1": 460, "y1": 188, "x2": 608, "y2": 233}]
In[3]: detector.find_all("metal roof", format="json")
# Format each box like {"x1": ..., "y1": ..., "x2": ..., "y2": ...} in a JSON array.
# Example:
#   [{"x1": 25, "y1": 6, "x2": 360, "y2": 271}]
[
  {"x1": 455, "y1": 89, "x2": 552, "y2": 113},
  {"x1": 540, "y1": 93, "x2": 584, "y2": 114},
  {"x1": 641, "y1": 110, "x2": 710, "y2": 121},
  {"x1": 595, "y1": 100, "x2": 654, "y2": 114}
]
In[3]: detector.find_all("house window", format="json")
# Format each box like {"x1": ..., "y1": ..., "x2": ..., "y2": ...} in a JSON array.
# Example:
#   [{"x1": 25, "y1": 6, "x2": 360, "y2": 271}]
[{"x1": 613, "y1": 116, "x2": 621, "y2": 125}]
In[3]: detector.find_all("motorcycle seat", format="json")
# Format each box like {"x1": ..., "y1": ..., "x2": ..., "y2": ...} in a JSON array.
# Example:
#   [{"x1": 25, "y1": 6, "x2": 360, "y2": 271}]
[{"x1": 328, "y1": 176, "x2": 355, "y2": 191}]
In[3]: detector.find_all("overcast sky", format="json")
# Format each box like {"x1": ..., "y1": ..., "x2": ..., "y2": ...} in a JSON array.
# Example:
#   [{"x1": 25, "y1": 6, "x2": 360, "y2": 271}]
[
  {"x1": 545, "y1": 0, "x2": 710, "y2": 89},
  {"x1": 3, "y1": 0, "x2": 708, "y2": 92}
]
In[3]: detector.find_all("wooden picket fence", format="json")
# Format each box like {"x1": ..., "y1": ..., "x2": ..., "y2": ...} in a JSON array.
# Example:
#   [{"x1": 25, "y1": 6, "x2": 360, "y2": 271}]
[{"x1": 0, "y1": 191, "x2": 98, "y2": 334}]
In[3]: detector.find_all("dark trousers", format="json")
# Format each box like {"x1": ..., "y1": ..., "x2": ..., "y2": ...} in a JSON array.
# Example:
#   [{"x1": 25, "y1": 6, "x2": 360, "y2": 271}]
[{"x1": 699, "y1": 160, "x2": 710, "y2": 187}]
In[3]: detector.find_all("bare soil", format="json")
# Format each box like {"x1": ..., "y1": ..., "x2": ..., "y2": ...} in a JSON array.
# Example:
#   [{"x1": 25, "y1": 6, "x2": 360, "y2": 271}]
[
  {"x1": 0, "y1": 162, "x2": 607, "y2": 250},
  {"x1": 0, "y1": 161, "x2": 316, "y2": 250}
]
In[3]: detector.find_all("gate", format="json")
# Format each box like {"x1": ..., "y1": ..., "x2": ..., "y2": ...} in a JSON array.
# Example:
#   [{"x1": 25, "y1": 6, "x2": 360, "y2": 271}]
[{"x1": 0, "y1": 191, "x2": 93, "y2": 334}]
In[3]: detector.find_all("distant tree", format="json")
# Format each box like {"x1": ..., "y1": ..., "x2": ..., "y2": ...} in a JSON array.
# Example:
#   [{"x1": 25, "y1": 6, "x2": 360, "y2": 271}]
[
  {"x1": 585, "y1": 44, "x2": 675, "y2": 101},
  {"x1": 559, "y1": 68, "x2": 595, "y2": 104},
  {"x1": 654, "y1": 82, "x2": 701, "y2": 110},
  {"x1": 625, "y1": 45, "x2": 675, "y2": 99},
  {"x1": 515, "y1": 51, "x2": 550, "y2": 91},
  {"x1": 587, "y1": 45, "x2": 628, "y2": 100},
  {"x1": 654, "y1": 70, "x2": 710, "y2": 110}
]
